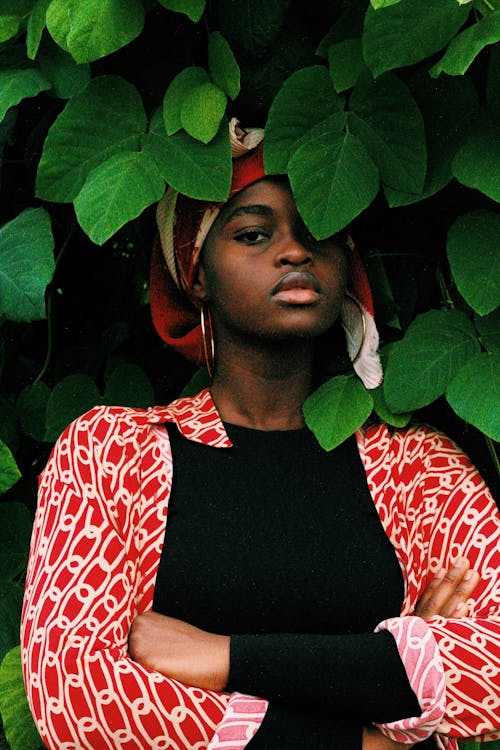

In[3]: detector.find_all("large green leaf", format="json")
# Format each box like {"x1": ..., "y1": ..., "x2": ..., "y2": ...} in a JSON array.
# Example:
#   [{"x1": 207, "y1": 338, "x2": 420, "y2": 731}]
[
  {"x1": 303, "y1": 375, "x2": 373, "y2": 451},
  {"x1": 288, "y1": 122, "x2": 379, "y2": 239},
  {"x1": 0, "y1": 502, "x2": 31, "y2": 579},
  {"x1": 0, "y1": 582, "x2": 23, "y2": 662},
  {"x1": 452, "y1": 125, "x2": 500, "y2": 203},
  {"x1": 16, "y1": 382, "x2": 51, "y2": 441},
  {"x1": 475, "y1": 310, "x2": 500, "y2": 354},
  {"x1": 430, "y1": 11, "x2": 500, "y2": 78},
  {"x1": 371, "y1": 384, "x2": 411, "y2": 428},
  {"x1": 447, "y1": 210, "x2": 500, "y2": 316},
  {"x1": 384, "y1": 309, "x2": 481, "y2": 411},
  {"x1": 157, "y1": 0, "x2": 206, "y2": 23},
  {"x1": 46, "y1": 0, "x2": 144, "y2": 63},
  {"x1": 163, "y1": 66, "x2": 208, "y2": 136},
  {"x1": 328, "y1": 38, "x2": 366, "y2": 93},
  {"x1": 215, "y1": 0, "x2": 289, "y2": 61},
  {"x1": 36, "y1": 40, "x2": 90, "y2": 98},
  {"x1": 486, "y1": 45, "x2": 500, "y2": 122},
  {"x1": 208, "y1": 31, "x2": 240, "y2": 101},
  {"x1": 264, "y1": 66, "x2": 345, "y2": 173},
  {"x1": 0, "y1": 1, "x2": 36, "y2": 42},
  {"x1": 0, "y1": 646, "x2": 43, "y2": 750},
  {"x1": 0, "y1": 443, "x2": 21, "y2": 496},
  {"x1": 385, "y1": 73, "x2": 478, "y2": 206},
  {"x1": 447, "y1": 353, "x2": 500, "y2": 441},
  {"x1": 44, "y1": 373, "x2": 101, "y2": 441},
  {"x1": 348, "y1": 72, "x2": 425, "y2": 195},
  {"x1": 180, "y1": 81, "x2": 227, "y2": 144},
  {"x1": 0, "y1": 67, "x2": 51, "y2": 122},
  {"x1": 363, "y1": 0, "x2": 470, "y2": 77},
  {"x1": 26, "y1": 0, "x2": 51, "y2": 59},
  {"x1": 36, "y1": 75, "x2": 146, "y2": 202},
  {"x1": 104, "y1": 363, "x2": 155, "y2": 408},
  {"x1": 0, "y1": 207, "x2": 54, "y2": 322},
  {"x1": 370, "y1": 0, "x2": 402, "y2": 7},
  {"x1": 74, "y1": 150, "x2": 165, "y2": 245},
  {"x1": 145, "y1": 110, "x2": 232, "y2": 201}
]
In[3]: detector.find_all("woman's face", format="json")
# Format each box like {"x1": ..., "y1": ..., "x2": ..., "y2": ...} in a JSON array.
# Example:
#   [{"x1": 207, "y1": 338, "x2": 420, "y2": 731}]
[{"x1": 193, "y1": 178, "x2": 349, "y2": 344}]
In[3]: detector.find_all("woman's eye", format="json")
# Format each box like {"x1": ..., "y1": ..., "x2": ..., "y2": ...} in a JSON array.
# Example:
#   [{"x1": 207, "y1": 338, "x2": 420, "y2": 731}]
[{"x1": 234, "y1": 230, "x2": 269, "y2": 244}]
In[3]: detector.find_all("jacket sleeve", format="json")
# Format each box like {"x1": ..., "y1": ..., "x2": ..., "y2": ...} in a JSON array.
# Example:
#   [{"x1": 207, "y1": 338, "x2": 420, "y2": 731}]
[
  {"x1": 374, "y1": 427, "x2": 500, "y2": 745},
  {"x1": 21, "y1": 407, "x2": 229, "y2": 750}
]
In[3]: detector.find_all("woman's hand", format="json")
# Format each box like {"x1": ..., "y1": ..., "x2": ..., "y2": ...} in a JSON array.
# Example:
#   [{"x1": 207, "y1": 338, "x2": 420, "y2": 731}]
[
  {"x1": 128, "y1": 611, "x2": 230, "y2": 691},
  {"x1": 415, "y1": 557, "x2": 480, "y2": 621}
]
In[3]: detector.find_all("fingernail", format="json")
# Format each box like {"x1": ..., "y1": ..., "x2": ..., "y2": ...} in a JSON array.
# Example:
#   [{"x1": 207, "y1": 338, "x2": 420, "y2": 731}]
[
  {"x1": 455, "y1": 601, "x2": 467, "y2": 612},
  {"x1": 453, "y1": 557, "x2": 468, "y2": 569},
  {"x1": 464, "y1": 570, "x2": 473, "y2": 581}
]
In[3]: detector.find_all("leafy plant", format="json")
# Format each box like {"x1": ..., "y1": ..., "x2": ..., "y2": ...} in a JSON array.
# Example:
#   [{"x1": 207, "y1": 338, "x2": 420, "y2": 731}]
[{"x1": 0, "y1": 0, "x2": 499, "y2": 748}]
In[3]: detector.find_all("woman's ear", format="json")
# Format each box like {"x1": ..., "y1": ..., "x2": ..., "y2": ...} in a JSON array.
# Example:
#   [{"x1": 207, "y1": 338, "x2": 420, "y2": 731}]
[{"x1": 191, "y1": 263, "x2": 210, "y2": 303}]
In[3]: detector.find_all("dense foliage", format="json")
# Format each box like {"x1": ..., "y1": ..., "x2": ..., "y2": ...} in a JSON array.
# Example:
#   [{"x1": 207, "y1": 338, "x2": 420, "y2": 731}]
[{"x1": 0, "y1": 0, "x2": 499, "y2": 747}]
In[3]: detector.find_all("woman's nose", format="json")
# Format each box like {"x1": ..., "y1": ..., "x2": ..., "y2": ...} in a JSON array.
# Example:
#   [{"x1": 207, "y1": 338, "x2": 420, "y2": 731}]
[{"x1": 275, "y1": 238, "x2": 313, "y2": 267}]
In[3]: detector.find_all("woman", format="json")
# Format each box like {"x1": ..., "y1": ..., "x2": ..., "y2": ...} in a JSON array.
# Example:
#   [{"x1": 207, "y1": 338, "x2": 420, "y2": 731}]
[{"x1": 21, "y1": 123, "x2": 500, "y2": 750}]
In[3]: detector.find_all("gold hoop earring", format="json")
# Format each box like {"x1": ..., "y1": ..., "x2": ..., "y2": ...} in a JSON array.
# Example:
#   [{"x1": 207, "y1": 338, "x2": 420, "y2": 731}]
[
  {"x1": 200, "y1": 304, "x2": 215, "y2": 379},
  {"x1": 342, "y1": 292, "x2": 367, "y2": 365}
]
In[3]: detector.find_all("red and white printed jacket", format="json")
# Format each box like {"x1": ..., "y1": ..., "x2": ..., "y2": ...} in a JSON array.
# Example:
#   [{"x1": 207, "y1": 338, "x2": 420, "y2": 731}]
[{"x1": 21, "y1": 389, "x2": 500, "y2": 750}]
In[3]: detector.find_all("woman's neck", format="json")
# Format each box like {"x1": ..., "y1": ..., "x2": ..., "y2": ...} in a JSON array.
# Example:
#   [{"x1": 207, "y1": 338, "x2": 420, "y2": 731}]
[{"x1": 210, "y1": 338, "x2": 314, "y2": 431}]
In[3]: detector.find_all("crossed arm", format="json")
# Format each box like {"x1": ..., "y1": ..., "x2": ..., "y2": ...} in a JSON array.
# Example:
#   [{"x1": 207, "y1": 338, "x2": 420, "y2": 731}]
[{"x1": 129, "y1": 558, "x2": 480, "y2": 749}]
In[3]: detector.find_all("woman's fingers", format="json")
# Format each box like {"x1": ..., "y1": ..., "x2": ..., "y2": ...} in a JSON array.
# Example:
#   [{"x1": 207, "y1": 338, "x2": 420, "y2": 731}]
[{"x1": 416, "y1": 558, "x2": 480, "y2": 621}]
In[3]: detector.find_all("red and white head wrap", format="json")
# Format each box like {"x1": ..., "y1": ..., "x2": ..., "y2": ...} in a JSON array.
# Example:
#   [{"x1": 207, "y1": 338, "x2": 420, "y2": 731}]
[{"x1": 150, "y1": 118, "x2": 383, "y2": 389}]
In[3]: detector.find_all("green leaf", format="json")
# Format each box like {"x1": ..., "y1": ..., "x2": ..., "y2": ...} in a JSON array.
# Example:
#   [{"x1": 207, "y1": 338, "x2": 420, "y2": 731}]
[
  {"x1": 145, "y1": 110, "x2": 232, "y2": 201},
  {"x1": 385, "y1": 72, "x2": 478, "y2": 206},
  {"x1": 0, "y1": 443, "x2": 21, "y2": 496},
  {"x1": 36, "y1": 75, "x2": 146, "y2": 202},
  {"x1": 157, "y1": 0, "x2": 206, "y2": 23},
  {"x1": 104, "y1": 363, "x2": 155, "y2": 408},
  {"x1": 180, "y1": 81, "x2": 227, "y2": 143},
  {"x1": 44, "y1": 373, "x2": 101, "y2": 442},
  {"x1": 46, "y1": 0, "x2": 144, "y2": 63},
  {"x1": 180, "y1": 367, "x2": 212, "y2": 397},
  {"x1": 0, "y1": 207, "x2": 54, "y2": 322},
  {"x1": 486, "y1": 44, "x2": 500, "y2": 122},
  {"x1": 26, "y1": 0, "x2": 51, "y2": 59},
  {"x1": 447, "y1": 210, "x2": 500, "y2": 316},
  {"x1": 163, "y1": 66, "x2": 208, "y2": 136},
  {"x1": 0, "y1": 646, "x2": 43, "y2": 750},
  {"x1": 215, "y1": 0, "x2": 288, "y2": 61},
  {"x1": 348, "y1": 72, "x2": 426, "y2": 194},
  {"x1": 74, "y1": 150, "x2": 165, "y2": 245},
  {"x1": 288, "y1": 123, "x2": 379, "y2": 239},
  {"x1": 328, "y1": 38, "x2": 366, "y2": 93},
  {"x1": 452, "y1": 125, "x2": 500, "y2": 202},
  {"x1": 208, "y1": 31, "x2": 240, "y2": 101},
  {"x1": 0, "y1": 502, "x2": 31, "y2": 579},
  {"x1": 0, "y1": 582, "x2": 23, "y2": 662},
  {"x1": 384, "y1": 309, "x2": 481, "y2": 412},
  {"x1": 0, "y1": 66, "x2": 51, "y2": 122},
  {"x1": 475, "y1": 310, "x2": 500, "y2": 354},
  {"x1": 16, "y1": 382, "x2": 51, "y2": 441},
  {"x1": 303, "y1": 375, "x2": 374, "y2": 451},
  {"x1": 0, "y1": 17, "x2": 22, "y2": 44},
  {"x1": 447, "y1": 353, "x2": 500, "y2": 441},
  {"x1": 372, "y1": 384, "x2": 411, "y2": 427},
  {"x1": 370, "y1": 0, "x2": 402, "y2": 7},
  {"x1": 430, "y1": 11, "x2": 500, "y2": 78},
  {"x1": 36, "y1": 40, "x2": 90, "y2": 98},
  {"x1": 363, "y1": 0, "x2": 470, "y2": 77},
  {"x1": 265, "y1": 66, "x2": 345, "y2": 173}
]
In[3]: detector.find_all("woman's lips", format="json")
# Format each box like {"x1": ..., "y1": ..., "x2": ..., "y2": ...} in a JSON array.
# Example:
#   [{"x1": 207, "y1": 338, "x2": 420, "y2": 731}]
[{"x1": 271, "y1": 271, "x2": 321, "y2": 304}]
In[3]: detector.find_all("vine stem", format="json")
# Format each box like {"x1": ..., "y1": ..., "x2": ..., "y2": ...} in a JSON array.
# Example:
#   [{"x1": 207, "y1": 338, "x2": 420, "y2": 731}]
[
  {"x1": 482, "y1": 0, "x2": 495, "y2": 11},
  {"x1": 33, "y1": 226, "x2": 75, "y2": 386},
  {"x1": 484, "y1": 436, "x2": 500, "y2": 479}
]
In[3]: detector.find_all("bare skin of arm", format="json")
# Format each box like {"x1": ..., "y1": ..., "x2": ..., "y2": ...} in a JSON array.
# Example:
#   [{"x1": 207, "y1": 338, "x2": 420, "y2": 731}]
[{"x1": 129, "y1": 558, "x2": 480, "y2": 748}]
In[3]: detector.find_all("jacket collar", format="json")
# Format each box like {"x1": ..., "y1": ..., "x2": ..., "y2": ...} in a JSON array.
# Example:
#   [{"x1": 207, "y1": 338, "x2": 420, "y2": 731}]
[{"x1": 146, "y1": 388, "x2": 233, "y2": 448}]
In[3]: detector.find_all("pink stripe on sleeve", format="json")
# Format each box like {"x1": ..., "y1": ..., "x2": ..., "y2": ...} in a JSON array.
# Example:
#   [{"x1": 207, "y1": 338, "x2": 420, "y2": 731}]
[{"x1": 207, "y1": 693, "x2": 268, "y2": 750}]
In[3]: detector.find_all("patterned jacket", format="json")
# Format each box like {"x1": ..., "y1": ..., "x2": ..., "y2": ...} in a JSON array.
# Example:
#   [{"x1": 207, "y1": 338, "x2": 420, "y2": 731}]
[{"x1": 21, "y1": 389, "x2": 500, "y2": 750}]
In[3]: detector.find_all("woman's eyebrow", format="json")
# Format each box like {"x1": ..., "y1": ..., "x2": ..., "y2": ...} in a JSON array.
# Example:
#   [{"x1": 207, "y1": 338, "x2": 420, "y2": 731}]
[{"x1": 222, "y1": 204, "x2": 274, "y2": 226}]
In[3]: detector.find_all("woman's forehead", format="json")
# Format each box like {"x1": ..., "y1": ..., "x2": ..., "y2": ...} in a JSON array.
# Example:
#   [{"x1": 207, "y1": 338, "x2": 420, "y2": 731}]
[{"x1": 219, "y1": 176, "x2": 295, "y2": 221}]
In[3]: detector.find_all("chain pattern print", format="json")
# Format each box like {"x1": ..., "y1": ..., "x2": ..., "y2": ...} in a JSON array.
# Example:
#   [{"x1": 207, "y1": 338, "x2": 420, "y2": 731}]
[{"x1": 21, "y1": 391, "x2": 500, "y2": 749}]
